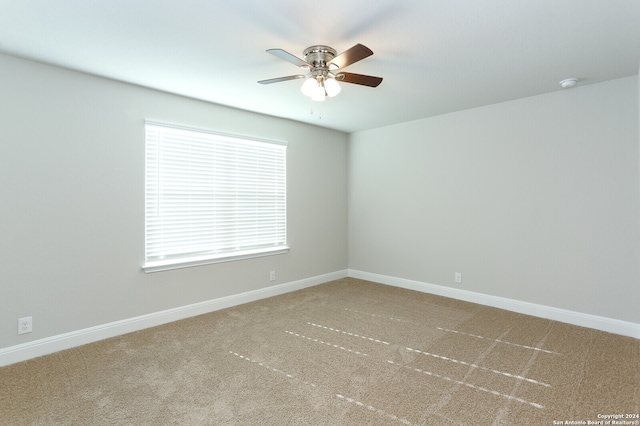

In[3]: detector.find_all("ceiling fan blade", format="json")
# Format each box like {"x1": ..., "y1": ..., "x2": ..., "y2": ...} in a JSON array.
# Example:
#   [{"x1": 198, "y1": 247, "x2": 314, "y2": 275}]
[
  {"x1": 329, "y1": 44, "x2": 373, "y2": 69},
  {"x1": 266, "y1": 48, "x2": 309, "y2": 68},
  {"x1": 335, "y1": 72, "x2": 383, "y2": 87},
  {"x1": 258, "y1": 75, "x2": 306, "y2": 84}
]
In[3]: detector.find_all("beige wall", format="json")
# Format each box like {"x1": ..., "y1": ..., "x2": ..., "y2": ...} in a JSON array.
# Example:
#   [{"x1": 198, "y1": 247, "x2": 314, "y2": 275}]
[
  {"x1": 0, "y1": 53, "x2": 349, "y2": 349},
  {"x1": 2, "y1": 50, "x2": 637, "y2": 354},
  {"x1": 348, "y1": 75, "x2": 640, "y2": 323}
]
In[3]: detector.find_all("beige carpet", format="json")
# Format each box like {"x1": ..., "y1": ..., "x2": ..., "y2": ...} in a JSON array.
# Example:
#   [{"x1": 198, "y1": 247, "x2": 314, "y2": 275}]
[{"x1": 1, "y1": 278, "x2": 639, "y2": 425}]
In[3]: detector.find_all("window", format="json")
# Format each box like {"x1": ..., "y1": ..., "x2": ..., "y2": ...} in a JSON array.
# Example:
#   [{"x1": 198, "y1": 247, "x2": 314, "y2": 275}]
[{"x1": 143, "y1": 121, "x2": 288, "y2": 273}]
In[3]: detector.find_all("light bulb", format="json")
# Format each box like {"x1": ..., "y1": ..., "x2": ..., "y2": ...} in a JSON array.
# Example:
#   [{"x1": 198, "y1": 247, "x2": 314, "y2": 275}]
[
  {"x1": 301, "y1": 77, "x2": 317, "y2": 97},
  {"x1": 311, "y1": 83, "x2": 326, "y2": 101},
  {"x1": 324, "y1": 77, "x2": 341, "y2": 97}
]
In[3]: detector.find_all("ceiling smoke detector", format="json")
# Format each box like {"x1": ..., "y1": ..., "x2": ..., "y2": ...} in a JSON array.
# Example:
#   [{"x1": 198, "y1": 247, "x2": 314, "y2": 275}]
[{"x1": 559, "y1": 78, "x2": 578, "y2": 88}]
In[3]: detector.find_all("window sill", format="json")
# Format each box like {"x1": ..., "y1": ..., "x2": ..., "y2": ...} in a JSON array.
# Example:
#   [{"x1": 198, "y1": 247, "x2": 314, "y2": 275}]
[{"x1": 142, "y1": 246, "x2": 290, "y2": 273}]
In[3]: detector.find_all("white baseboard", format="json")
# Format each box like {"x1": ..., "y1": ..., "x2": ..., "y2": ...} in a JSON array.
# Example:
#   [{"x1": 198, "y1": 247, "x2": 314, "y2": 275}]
[
  {"x1": 0, "y1": 270, "x2": 348, "y2": 367},
  {"x1": 348, "y1": 269, "x2": 639, "y2": 340}
]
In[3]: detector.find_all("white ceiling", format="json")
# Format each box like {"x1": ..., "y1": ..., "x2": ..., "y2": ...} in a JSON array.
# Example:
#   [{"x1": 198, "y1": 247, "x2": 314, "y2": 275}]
[{"x1": 1, "y1": 0, "x2": 639, "y2": 133}]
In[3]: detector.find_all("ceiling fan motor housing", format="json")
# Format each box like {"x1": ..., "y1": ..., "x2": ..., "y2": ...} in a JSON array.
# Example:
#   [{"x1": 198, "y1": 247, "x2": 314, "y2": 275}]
[{"x1": 303, "y1": 45, "x2": 337, "y2": 68}]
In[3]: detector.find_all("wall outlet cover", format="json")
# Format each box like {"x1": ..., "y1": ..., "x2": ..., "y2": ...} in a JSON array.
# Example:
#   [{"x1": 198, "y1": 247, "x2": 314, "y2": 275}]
[{"x1": 18, "y1": 317, "x2": 33, "y2": 334}]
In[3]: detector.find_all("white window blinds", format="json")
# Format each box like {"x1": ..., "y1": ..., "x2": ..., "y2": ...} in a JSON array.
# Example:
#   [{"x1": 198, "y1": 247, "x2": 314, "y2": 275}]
[{"x1": 143, "y1": 121, "x2": 287, "y2": 272}]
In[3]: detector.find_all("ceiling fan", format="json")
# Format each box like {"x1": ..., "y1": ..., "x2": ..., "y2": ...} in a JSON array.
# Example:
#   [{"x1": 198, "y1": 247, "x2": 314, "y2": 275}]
[{"x1": 258, "y1": 44, "x2": 383, "y2": 101}]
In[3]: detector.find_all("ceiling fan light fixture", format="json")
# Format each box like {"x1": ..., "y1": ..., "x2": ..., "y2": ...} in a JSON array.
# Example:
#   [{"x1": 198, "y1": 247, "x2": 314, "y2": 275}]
[
  {"x1": 301, "y1": 76, "x2": 328, "y2": 101},
  {"x1": 301, "y1": 77, "x2": 318, "y2": 97},
  {"x1": 311, "y1": 83, "x2": 326, "y2": 102},
  {"x1": 324, "y1": 77, "x2": 341, "y2": 97}
]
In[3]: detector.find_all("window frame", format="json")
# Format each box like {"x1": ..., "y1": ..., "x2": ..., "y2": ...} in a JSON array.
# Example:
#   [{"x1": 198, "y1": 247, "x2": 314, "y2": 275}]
[{"x1": 142, "y1": 120, "x2": 288, "y2": 273}]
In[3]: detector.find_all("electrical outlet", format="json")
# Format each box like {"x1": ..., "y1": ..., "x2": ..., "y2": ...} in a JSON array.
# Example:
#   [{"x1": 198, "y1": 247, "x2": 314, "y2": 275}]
[
  {"x1": 18, "y1": 316, "x2": 32, "y2": 334},
  {"x1": 269, "y1": 271, "x2": 276, "y2": 281},
  {"x1": 455, "y1": 273, "x2": 462, "y2": 284}
]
